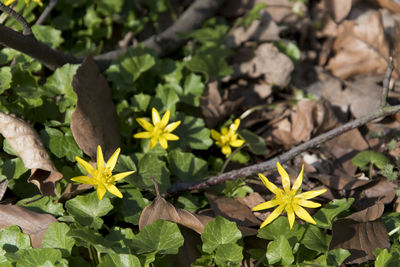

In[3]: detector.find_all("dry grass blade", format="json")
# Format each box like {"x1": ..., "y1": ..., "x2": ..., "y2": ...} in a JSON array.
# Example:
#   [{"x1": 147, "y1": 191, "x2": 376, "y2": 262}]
[{"x1": 0, "y1": 112, "x2": 62, "y2": 196}]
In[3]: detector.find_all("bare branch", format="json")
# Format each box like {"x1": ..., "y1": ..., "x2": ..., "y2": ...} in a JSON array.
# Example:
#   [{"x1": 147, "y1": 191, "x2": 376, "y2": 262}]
[
  {"x1": 35, "y1": 0, "x2": 59, "y2": 25},
  {"x1": 0, "y1": 24, "x2": 80, "y2": 70},
  {"x1": 0, "y1": 2, "x2": 32, "y2": 35},
  {"x1": 381, "y1": 57, "x2": 394, "y2": 108}
]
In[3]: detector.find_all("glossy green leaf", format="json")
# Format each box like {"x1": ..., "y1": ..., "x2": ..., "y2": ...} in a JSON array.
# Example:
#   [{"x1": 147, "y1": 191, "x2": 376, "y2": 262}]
[
  {"x1": 16, "y1": 248, "x2": 63, "y2": 266},
  {"x1": 152, "y1": 84, "x2": 180, "y2": 115},
  {"x1": 215, "y1": 243, "x2": 243, "y2": 265},
  {"x1": 41, "y1": 223, "x2": 75, "y2": 257},
  {"x1": 313, "y1": 198, "x2": 354, "y2": 229},
  {"x1": 352, "y1": 150, "x2": 390, "y2": 170},
  {"x1": 32, "y1": 25, "x2": 64, "y2": 48},
  {"x1": 131, "y1": 93, "x2": 151, "y2": 112},
  {"x1": 1, "y1": 158, "x2": 28, "y2": 179},
  {"x1": 67, "y1": 225, "x2": 114, "y2": 253},
  {"x1": 257, "y1": 216, "x2": 305, "y2": 246},
  {"x1": 180, "y1": 73, "x2": 204, "y2": 106},
  {"x1": 326, "y1": 249, "x2": 351, "y2": 266},
  {"x1": 99, "y1": 253, "x2": 141, "y2": 267},
  {"x1": 174, "y1": 113, "x2": 213, "y2": 150},
  {"x1": 121, "y1": 47, "x2": 156, "y2": 82},
  {"x1": 119, "y1": 187, "x2": 149, "y2": 225},
  {"x1": 65, "y1": 192, "x2": 113, "y2": 229},
  {"x1": 105, "y1": 227, "x2": 135, "y2": 254},
  {"x1": 17, "y1": 196, "x2": 65, "y2": 217},
  {"x1": 201, "y1": 216, "x2": 242, "y2": 253},
  {"x1": 168, "y1": 150, "x2": 207, "y2": 182},
  {"x1": 301, "y1": 224, "x2": 331, "y2": 253},
  {"x1": 0, "y1": 226, "x2": 31, "y2": 253},
  {"x1": 40, "y1": 127, "x2": 82, "y2": 161},
  {"x1": 132, "y1": 220, "x2": 184, "y2": 255},
  {"x1": 266, "y1": 235, "x2": 294, "y2": 265},
  {"x1": 0, "y1": 67, "x2": 12, "y2": 94},
  {"x1": 238, "y1": 129, "x2": 268, "y2": 155}
]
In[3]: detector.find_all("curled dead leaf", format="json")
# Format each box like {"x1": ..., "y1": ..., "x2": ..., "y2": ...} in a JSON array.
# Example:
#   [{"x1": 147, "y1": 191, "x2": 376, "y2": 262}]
[
  {"x1": 0, "y1": 204, "x2": 57, "y2": 248},
  {"x1": 0, "y1": 112, "x2": 62, "y2": 196},
  {"x1": 324, "y1": 0, "x2": 352, "y2": 23},
  {"x1": 71, "y1": 56, "x2": 120, "y2": 160}
]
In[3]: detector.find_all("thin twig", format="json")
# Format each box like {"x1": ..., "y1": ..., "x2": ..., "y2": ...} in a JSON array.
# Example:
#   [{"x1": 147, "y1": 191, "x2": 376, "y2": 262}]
[
  {"x1": 0, "y1": 2, "x2": 32, "y2": 35},
  {"x1": 35, "y1": 0, "x2": 59, "y2": 25},
  {"x1": 381, "y1": 57, "x2": 394, "y2": 108},
  {"x1": 165, "y1": 66, "x2": 400, "y2": 196}
]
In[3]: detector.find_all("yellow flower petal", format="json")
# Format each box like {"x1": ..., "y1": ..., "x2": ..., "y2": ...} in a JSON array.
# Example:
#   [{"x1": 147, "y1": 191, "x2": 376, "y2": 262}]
[
  {"x1": 277, "y1": 162, "x2": 291, "y2": 194},
  {"x1": 211, "y1": 129, "x2": 221, "y2": 140},
  {"x1": 297, "y1": 189, "x2": 327, "y2": 200},
  {"x1": 149, "y1": 137, "x2": 159, "y2": 149},
  {"x1": 230, "y1": 139, "x2": 245, "y2": 147},
  {"x1": 291, "y1": 164, "x2": 304, "y2": 192},
  {"x1": 134, "y1": 132, "x2": 153, "y2": 139},
  {"x1": 258, "y1": 174, "x2": 280, "y2": 195},
  {"x1": 293, "y1": 204, "x2": 316, "y2": 225},
  {"x1": 96, "y1": 184, "x2": 107, "y2": 200},
  {"x1": 296, "y1": 199, "x2": 321, "y2": 208},
  {"x1": 76, "y1": 156, "x2": 96, "y2": 177},
  {"x1": 252, "y1": 200, "x2": 279, "y2": 211},
  {"x1": 165, "y1": 121, "x2": 181, "y2": 132},
  {"x1": 105, "y1": 147, "x2": 120, "y2": 172},
  {"x1": 159, "y1": 136, "x2": 168, "y2": 149},
  {"x1": 136, "y1": 118, "x2": 154, "y2": 132},
  {"x1": 260, "y1": 204, "x2": 285, "y2": 228},
  {"x1": 230, "y1": 118, "x2": 240, "y2": 132},
  {"x1": 286, "y1": 204, "x2": 295, "y2": 229},
  {"x1": 96, "y1": 146, "x2": 104, "y2": 171},
  {"x1": 105, "y1": 184, "x2": 123, "y2": 198},
  {"x1": 5, "y1": 0, "x2": 16, "y2": 6},
  {"x1": 160, "y1": 109, "x2": 170, "y2": 128},
  {"x1": 165, "y1": 133, "x2": 179, "y2": 141},
  {"x1": 71, "y1": 176, "x2": 97, "y2": 185},
  {"x1": 109, "y1": 171, "x2": 135, "y2": 182},
  {"x1": 221, "y1": 127, "x2": 229, "y2": 135},
  {"x1": 221, "y1": 145, "x2": 231, "y2": 155},
  {"x1": 152, "y1": 108, "x2": 161, "y2": 125}
]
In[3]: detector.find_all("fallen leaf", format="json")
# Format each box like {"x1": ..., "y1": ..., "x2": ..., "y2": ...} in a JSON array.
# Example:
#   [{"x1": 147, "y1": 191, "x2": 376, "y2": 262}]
[
  {"x1": 58, "y1": 183, "x2": 93, "y2": 203},
  {"x1": 327, "y1": 10, "x2": 389, "y2": 79},
  {"x1": 0, "y1": 204, "x2": 57, "y2": 248},
  {"x1": 237, "y1": 43, "x2": 294, "y2": 88},
  {"x1": 325, "y1": 0, "x2": 352, "y2": 23},
  {"x1": 270, "y1": 99, "x2": 339, "y2": 147},
  {"x1": 237, "y1": 192, "x2": 269, "y2": 221},
  {"x1": 205, "y1": 192, "x2": 261, "y2": 227},
  {"x1": 0, "y1": 112, "x2": 62, "y2": 196},
  {"x1": 0, "y1": 180, "x2": 8, "y2": 202},
  {"x1": 169, "y1": 226, "x2": 202, "y2": 267},
  {"x1": 200, "y1": 80, "x2": 244, "y2": 128},
  {"x1": 346, "y1": 203, "x2": 385, "y2": 222},
  {"x1": 226, "y1": 11, "x2": 280, "y2": 49},
  {"x1": 376, "y1": 0, "x2": 400, "y2": 13},
  {"x1": 71, "y1": 56, "x2": 121, "y2": 160}
]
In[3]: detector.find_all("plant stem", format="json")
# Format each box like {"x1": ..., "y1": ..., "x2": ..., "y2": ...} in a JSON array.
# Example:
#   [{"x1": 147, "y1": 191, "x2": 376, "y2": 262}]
[{"x1": 220, "y1": 145, "x2": 246, "y2": 174}]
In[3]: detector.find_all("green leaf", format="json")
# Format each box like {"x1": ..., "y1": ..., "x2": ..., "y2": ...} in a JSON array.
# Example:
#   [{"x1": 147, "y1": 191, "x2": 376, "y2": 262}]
[
  {"x1": 257, "y1": 216, "x2": 305, "y2": 246},
  {"x1": 168, "y1": 150, "x2": 207, "y2": 182},
  {"x1": 99, "y1": 253, "x2": 141, "y2": 267},
  {"x1": 238, "y1": 129, "x2": 268, "y2": 155},
  {"x1": 352, "y1": 150, "x2": 390, "y2": 170},
  {"x1": 0, "y1": 67, "x2": 12, "y2": 94},
  {"x1": 0, "y1": 226, "x2": 31, "y2": 253},
  {"x1": 382, "y1": 212, "x2": 400, "y2": 238},
  {"x1": 131, "y1": 93, "x2": 151, "y2": 112},
  {"x1": 43, "y1": 64, "x2": 79, "y2": 112},
  {"x1": 32, "y1": 25, "x2": 64, "y2": 48},
  {"x1": 201, "y1": 216, "x2": 242, "y2": 253},
  {"x1": 236, "y1": 3, "x2": 267, "y2": 27},
  {"x1": 301, "y1": 224, "x2": 331, "y2": 253},
  {"x1": 1, "y1": 158, "x2": 28, "y2": 179},
  {"x1": 185, "y1": 22, "x2": 229, "y2": 45},
  {"x1": 378, "y1": 164, "x2": 398, "y2": 181},
  {"x1": 132, "y1": 220, "x2": 184, "y2": 255},
  {"x1": 67, "y1": 225, "x2": 114, "y2": 253},
  {"x1": 326, "y1": 249, "x2": 351, "y2": 266},
  {"x1": 17, "y1": 195, "x2": 65, "y2": 216},
  {"x1": 176, "y1": 194, "x2": 207, "y2": 212},
  {"x1": 275, "y1": 41, "x2": 301, "y2": 63},
  {"x1": 16, "y1": 248, "x2": 63, "y2": 266},
  {"x1": 114, "y1": 154, "x2": 137, "y2": 173},
  {"x1": 40, "y1": 127, "x2": 83, "y2": 161},
  {"x1": 131, "y1": 154, "x2": 170, "y2": 194},
  {"x1": 174, "y1": 113, "x2": 213, "y2": 150},
  {"x1": 313, "y1": 198, "x2": 354, "y2": 229},
  {"x1": 118, "y1": 187, "x2": 150, "y2": 225},
  {"x1": 11, "y1": 66, "x2": 43, "y2": 107},
  {"x1": 231, "y1": 150, "x2": 250, "y2": 164},
  {"x1": 120, "y1": 47, "x2": 156, "y2": 82},
  {"x1": 156, "y1": 59, "x2": 183, "y2": 84},
  {"x1": 65, "y1": 192, "x2": 113, "y2": 229},
  {"x1": 215, "y1": 243, "x2": 243, "y2": 265},
  {"x1": 266, "y1": 235, "x2": 294, "y2": 265},
  {"x1": 152, "y1": 84, "x2": 180, "y2": 115},
  {"x1": 186, "y1": 45, "x2": 233, "y2": 81},
  {"x1": 180, "y1": 73, "x2": 204, "y2": 106},
  {"x1": 41, "y1": 223, "x2": 75, "y2": 257},
  {"x1": 105, "y1": 227, "x2": 135, "y2": 254}
]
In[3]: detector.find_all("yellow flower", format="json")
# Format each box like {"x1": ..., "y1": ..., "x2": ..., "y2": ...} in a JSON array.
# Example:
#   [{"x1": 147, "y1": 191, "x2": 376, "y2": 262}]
[
  {"x1": 71, "y1": 146, "x2": 135, "y2": 200},
  {"x1": 211, "y1": 118, "x2": 245, "y2": 157},
  {"x1": 4, "y1": 0, "x2": 43, "y2": 6},
  {"x1": 134, "y1": 108, "x2": 181, "y2": 149},
  {"x1": 252, "y1": 162, "x2": 327, "y2": 229}
]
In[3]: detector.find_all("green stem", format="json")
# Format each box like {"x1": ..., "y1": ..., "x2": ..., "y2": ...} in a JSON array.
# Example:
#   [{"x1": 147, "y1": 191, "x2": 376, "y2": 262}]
[{"x1": 220, "y1": 145, "x2": 246, "y2": 174}]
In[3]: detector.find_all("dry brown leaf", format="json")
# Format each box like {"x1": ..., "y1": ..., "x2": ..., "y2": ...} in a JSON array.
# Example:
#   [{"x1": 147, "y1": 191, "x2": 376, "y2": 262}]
[
  {"x1": 58, "y1": 183, "x2": 93, "y2": 203},
  {"x1": 200, "y1": 80, "x2": 244, "y2": 128},
  {"x1": 0, "y1": 204, "x2": 57, "y2": 248},
  {"x1": 0, "y1": 112, "x2": 62, "y2": 196},
  {"x1": 325, "y1": 0, "x2": 352, "y2": 23},
  {"x1": 169, "y1": 226, "x2": 202, "y2": 267},
  {"x1": 205, "y1": 192, "x2": 261, "y2": 227},
  {"x1": 0, "y1": 180, "x2": 8, "y2": 202},
  {"x1": 237, "y1": 192, "x2": 269, "y2": 221},
  {"x1": 226, "y1": 11, "x2": 280, "y2": 49},
  {"x1": 271, "y1": 99, "x2": 339, "y2": 147},
  {"x1": 330, "y1": 205, "x2": 390, "y2": 264},
  {"x1": 376, "y1": 0, "x2": 400, "y2": 13},
  {"x1": 326, "y1": 10, "x2": 389, "y2": 79},
  {"x1": 71, "y1": 56, "x2": 120, "y2": 160},
  {"x1": 237, "y1": 43, "x2": 294, "y2": 88},
  {"x1": 139, "y1": 195, "x2": 212, "y2": 234}
]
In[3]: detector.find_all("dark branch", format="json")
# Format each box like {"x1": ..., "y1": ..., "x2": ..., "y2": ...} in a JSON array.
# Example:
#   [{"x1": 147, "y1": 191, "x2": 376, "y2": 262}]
[
  {"x1": 0, "y1": 2, "x2": 32, "y2": 35},
  {"x1": 0, "y1": 24, "x2": 80, "y2": 70},
  {"x1": 35, "y1": 0, "x2": 59, "y2": 25}
]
